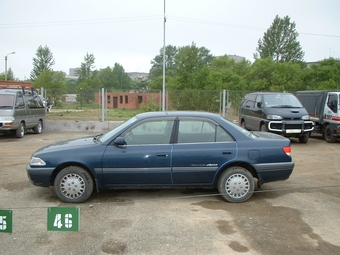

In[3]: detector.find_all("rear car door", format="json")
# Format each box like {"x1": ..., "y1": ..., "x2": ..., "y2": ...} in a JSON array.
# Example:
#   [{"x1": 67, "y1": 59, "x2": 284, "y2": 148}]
[
  {"x1": 101, "y1": 118, "x2": 175, "y2": 186},
  {"x1": 171, "y1": 118, "x2": 237, "y2": 184}
]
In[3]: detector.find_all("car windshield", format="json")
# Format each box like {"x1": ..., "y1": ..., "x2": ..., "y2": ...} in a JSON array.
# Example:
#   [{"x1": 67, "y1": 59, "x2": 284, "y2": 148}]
[
  {"x1": 0, "y1": 94, "x2": 15, "y2": 109},
  {"x1": 99, "y1": 116, "x2": 138, "y2": 143},
  {"x1": 263, "y1": 94, "x2": 303, "y2": 108}
]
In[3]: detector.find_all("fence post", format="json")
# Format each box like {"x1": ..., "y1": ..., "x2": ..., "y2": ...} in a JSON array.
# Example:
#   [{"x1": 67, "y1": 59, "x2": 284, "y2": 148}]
[
  {"x1": 222, "y1": 90, "x2": 226, "y2": 118},
  {"x1": 101, "y1": 88, "x2": 104, "y2": 122}
]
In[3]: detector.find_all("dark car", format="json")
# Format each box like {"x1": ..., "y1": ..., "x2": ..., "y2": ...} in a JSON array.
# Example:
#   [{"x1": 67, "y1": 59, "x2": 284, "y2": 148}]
[
  {"x1": 239, "y1": 92, "x2": 314, "y2": 143},
  {"x1": 27, "y1": 111, "x2": 294, "y2": 203}
]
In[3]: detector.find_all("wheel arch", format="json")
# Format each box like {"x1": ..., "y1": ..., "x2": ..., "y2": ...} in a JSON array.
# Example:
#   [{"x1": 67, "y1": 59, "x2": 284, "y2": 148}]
[
  {"x1": 214, "y1": 161, "x2": 258, "y2": 186},
  {"x1": 50, "y1": 162, "x2": 99, "y2": 191}
]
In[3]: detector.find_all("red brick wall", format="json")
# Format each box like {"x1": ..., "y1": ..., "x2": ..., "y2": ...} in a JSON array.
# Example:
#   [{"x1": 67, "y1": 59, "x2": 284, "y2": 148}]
[
  {"x1": 0, "y1": 80, "x2": 33, "y2": 89},
  {"x1": 95, "y1": 92, "x2": 161, "y2": 109}
]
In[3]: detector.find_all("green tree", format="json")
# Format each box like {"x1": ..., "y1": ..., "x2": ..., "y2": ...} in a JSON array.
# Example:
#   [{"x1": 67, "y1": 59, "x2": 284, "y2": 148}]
[
  {"x1": 30, "y1": 45, "x2": 55, "y2": 81},
  {"x1": 111, "y1": 63, "x2": 132, "y2": 90},
  {"x1": 171, "y1": 42, "x2": 214, "y2": 90},
  {"x1": 247, "y1": 58, "x2": 277, "y2": 91},
  {"x1": 0, "y1": 68, "x2": 15, "y2": 80},
  {"x1": 148, "y1": 45, "x2": 178, "y2": 89},
  {"x1": 206, "y1": 56, "x2": 249, "y2": 90},
  {"x1": 306, "y1": 58, "x2": 340, "y2": 90},
  {"x1": 254, "y1": 15, "x2": 304, "y2": 63},
  {"x1": 33, "y1": 70, "x2": 66, "y2": 106},
  {"x1": 78, "y1": 53, "x2": 95, "y2": 82}
]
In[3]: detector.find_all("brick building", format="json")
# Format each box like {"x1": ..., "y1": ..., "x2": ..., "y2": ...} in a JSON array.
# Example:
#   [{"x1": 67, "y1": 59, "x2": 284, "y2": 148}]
[
  {"x1": 95, "y1": 91, "x2": 161, "y2": 109},
  {"x1": 0, "y1": 80, "x2": 33, "y2": 89}
]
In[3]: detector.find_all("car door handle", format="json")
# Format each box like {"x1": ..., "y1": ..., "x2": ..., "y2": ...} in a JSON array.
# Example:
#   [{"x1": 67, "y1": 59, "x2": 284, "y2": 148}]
[
  {"x1": 222, "y1": 151, "x2": 232, "y2": 154},
  {"x1": 157, "y1": 153, "x2": 169, "y2": 157}
]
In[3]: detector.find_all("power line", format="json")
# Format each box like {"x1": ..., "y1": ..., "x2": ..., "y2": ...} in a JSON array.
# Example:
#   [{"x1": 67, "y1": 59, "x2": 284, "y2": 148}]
[{"x1": 0, "y1": 15, "x2": 339, "y2": 38}]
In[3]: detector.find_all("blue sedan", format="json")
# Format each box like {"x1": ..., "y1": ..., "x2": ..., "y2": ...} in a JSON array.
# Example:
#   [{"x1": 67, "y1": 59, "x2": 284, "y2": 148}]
[{"x1": 27, "y1": 111, "x2": 294, "y2": 203}]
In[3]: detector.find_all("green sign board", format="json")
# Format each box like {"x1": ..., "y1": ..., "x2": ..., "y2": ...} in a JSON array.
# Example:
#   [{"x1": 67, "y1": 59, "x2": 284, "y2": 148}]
[
  {"x1": 47, "y1": 207, "x2": 80, "y2": 231},
  {"x1": 0, "y1": 210, "x2": 13, "y2": 233}
]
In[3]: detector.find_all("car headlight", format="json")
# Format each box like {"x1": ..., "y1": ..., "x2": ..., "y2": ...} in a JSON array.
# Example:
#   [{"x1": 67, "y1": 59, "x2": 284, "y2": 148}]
[
  {"x1": 301, "y1": 115, "x2": 310, "y2": 120},
  {"x1": 30, "y1": 156, "x2": 46, "y2": 166},
  {"x1": 0, "y1": 116, "x2": 15, "y2": 121},
  {"x1": 267, "y1": 115, "x2": 282, "y2": 120}
]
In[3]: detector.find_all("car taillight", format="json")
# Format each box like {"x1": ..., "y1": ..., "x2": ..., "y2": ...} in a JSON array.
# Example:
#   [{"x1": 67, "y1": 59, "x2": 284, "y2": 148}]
[{"x1": 283, "y1": 146, "x2": 291, "y2": 156}]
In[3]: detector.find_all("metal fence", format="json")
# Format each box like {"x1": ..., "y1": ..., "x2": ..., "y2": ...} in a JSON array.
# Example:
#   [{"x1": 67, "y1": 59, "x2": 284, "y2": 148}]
[{"x1": 41, "y1": 88, "x2": 250, "y2": 122}]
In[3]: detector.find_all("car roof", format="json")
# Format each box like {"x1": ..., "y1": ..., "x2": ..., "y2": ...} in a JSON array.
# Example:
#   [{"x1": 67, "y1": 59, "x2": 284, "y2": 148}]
[
  {"x1": 247, "y1": 92, "x2": 293, "y2": 96},
  {"x1": 136, "y1": 111, "x2": 222, "y2": 120}
]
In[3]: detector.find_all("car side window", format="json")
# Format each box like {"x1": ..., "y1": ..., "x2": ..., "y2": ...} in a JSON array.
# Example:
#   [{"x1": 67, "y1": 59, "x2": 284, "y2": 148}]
[
  {"x1": 178, "y1": 120, "x2": 234, "y2": 143},
  {"x1": 255, "y1": 95, "x2": 262, "y2": 108},
  {"x1": 243, "y1": 94, "x2": 256, "y2": 108},
  {"x1": 327, "y1": 94, "x2": 338, "y2": 113},
  {"x1": 27, "y1": 96, "x2": 44, "y2": 109},
  {"x1": 15, "y1": 95, "x2": 25, "y2": 108},
  {"x1": 123, "y1": 120, "x2": 174, "y2": 145}
]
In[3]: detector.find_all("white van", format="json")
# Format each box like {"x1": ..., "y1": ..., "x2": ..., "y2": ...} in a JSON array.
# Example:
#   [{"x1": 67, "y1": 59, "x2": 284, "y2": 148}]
[{"x1": 0, "y1": 89, "x2": 46, "y2": 138}]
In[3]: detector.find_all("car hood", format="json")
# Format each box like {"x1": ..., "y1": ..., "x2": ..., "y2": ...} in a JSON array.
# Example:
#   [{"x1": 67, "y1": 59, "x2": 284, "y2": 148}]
[
  {"x1": 266, "y1": 107, "x2": 308, "y2": 118},
  {"x1": 34, "y1": 136, "x2": 98, "y2": 153}
]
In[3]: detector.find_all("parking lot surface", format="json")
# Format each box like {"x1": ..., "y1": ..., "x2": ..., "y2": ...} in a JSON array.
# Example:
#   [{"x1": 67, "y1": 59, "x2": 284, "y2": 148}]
[{"x1": 0, "y1": 131, "x2": 339, "y2": 255}]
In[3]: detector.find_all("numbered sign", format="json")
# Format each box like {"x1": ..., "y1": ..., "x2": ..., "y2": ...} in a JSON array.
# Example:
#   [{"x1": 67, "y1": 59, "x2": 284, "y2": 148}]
[
  {"x1": 0, "y1": 210, "x2": 12, "y2": 233},
  {"x1": 47, "y1": 207, "x2": 79, "y2": 231}
]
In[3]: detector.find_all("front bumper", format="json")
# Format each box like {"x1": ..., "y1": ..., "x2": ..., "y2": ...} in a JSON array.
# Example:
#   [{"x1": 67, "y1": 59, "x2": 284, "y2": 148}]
[
  {"x1": 26, "y1": 164, "x2": 55, "y2": 187},
  {"x1": 268, "y1": 120, "x2": 314, "y2": 135}
]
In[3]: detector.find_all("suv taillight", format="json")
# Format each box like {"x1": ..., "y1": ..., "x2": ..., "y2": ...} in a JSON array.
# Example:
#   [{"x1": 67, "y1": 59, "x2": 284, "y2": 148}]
[{"x1": 283, "y1": 146, "x2": 291, "y2": 156}]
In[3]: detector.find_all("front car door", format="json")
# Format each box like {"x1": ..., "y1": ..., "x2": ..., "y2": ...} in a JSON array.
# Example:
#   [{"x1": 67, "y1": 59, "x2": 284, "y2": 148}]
[
  {"x1": 171, "y1": 118, "x2": 237, "y2": 184},
  {"x1": 101, "y1": 118, "x2": 175, "y2": 186}
]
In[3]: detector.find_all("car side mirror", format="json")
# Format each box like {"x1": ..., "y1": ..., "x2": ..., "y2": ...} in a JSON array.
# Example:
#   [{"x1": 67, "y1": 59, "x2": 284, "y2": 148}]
[
  {"x1": 114, "y1": 137, "x2": 126, "y2": 146},
  {"x1": 257, "y1": 102, "x2": 262, "y2": 108}
]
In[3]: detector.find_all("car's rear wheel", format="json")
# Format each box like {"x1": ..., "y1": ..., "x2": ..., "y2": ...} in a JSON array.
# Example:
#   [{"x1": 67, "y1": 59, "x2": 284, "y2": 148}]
[
  {"x1": 218, "y1": 167, "x2": 254, "y2": 203},
  {"x1": 324, "y1": 125, "x2": 337, "y2": 143},
  {"x1": 15, "y1": 122, "x2": 25, "y2": 138},
  {"x1": 54, "y1": 166, "x2": 94, "y2": 203},
  {"x1": 33, "y1": 120, "x2": 43, "y2": 134}
]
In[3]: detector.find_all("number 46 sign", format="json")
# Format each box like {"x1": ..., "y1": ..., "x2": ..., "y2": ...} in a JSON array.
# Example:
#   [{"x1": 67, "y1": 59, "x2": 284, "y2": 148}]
[{"x1": 47, "y1": 207, "x2": 79, "y2": 231}]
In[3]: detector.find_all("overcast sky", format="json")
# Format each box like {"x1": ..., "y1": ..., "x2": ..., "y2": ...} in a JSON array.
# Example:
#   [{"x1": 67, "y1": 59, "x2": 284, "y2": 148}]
[{"x1": 1, "y1": 0, "x2": 339, "y2": 80}]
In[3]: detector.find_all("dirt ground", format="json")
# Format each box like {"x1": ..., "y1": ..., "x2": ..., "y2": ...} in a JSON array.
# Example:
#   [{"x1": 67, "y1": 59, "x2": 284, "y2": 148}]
[{"x1": 0, "y1": 131, "x2": 339, "y2": 255}]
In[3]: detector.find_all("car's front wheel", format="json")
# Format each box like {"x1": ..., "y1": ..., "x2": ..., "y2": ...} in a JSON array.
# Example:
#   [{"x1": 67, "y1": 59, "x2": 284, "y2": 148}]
[
  {"x1": 15, "y1": 122, "x2": 25, "y2": 138},
  {"x1": 218, "y1": 167, "x2": 255, "y2": 203},
  {"x1": 54, "y1": 166, "x2": 94, "y2": 203}
]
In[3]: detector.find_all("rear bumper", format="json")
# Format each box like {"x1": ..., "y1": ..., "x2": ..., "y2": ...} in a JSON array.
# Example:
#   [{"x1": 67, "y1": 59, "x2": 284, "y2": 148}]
[{"x1": 252, "y1": 161, "x2": 294, "y2": 186}]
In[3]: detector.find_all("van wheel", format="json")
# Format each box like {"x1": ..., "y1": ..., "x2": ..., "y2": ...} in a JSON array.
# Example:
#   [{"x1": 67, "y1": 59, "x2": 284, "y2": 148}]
[
  {"x1": 241, "y1": 120, "x2": 247, "y2": 129},
  {"x1": 33, "y1": 120, "x2": 43, "y2": 134},
  {"x1": 218, "y1": 167, "x2": 254, "y2": 203},
  {"x1": 16, "y1": 122, "x2": 25, "y2": 138},
  {"x1": 298, "y1": 132, "x2": 309, "y2": 143},
  {"x1": 324, "y1": 125, "x2": 337, "y2": 143},
  {"x1": 260, "y1": 124, "x2": 267, "y2": 132}
]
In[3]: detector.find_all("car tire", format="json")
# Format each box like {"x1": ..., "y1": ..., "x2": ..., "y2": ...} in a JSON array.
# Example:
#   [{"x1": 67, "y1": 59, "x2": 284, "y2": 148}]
[
  {"x1": 298, "y1": 132, "x2": 309, "y2": 143},
  {"x1": 218, "y1": 167, "x2": 255, "y2": 203},
  {"x1": 324, "y1": 125, "x2": 337, "y2": 143},
  {"x1": 241, "y1": 120, "x2": 247, "y2": 129},
  {"x1": 33, "y1": 120, "x2": 43, "y2": 134},
  {"x1": 54, "y1": 166, "x2": 94, "y2": 203},
  {"x1": 260, "y1": 123, "x2": 267, "y2": 132},
  {"x1": 15, "y1": 122, "x2": 25, "y2": 138}
]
